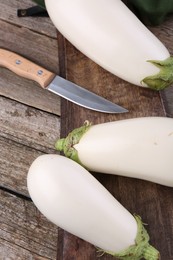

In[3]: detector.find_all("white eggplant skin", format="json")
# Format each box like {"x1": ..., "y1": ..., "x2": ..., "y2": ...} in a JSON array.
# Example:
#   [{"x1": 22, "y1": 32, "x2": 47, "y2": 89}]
[
  {"x1": 57, "y1": 117, "x2": 173, "y2": 187},
  {"x1": 27, "y1": 154, "x2": 137, "y2": 253},
  {"x1": 45, "y1": 0, "x2": 170, "y2": 87}
]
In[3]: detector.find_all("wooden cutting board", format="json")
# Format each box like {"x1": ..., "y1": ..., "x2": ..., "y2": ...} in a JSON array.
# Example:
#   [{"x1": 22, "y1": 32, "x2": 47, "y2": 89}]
[{"x1": 56, "y1": 27, "x2": 173, "y2": 259}]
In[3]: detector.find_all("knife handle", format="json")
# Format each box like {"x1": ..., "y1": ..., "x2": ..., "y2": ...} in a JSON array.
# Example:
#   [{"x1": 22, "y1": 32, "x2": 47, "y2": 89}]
[{"x1": 0, "y1": 49, "x2": 55, "y2": 88}]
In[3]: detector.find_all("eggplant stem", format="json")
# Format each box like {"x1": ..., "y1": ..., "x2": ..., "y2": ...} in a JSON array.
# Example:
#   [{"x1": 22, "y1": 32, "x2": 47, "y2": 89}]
[
  {"x1": 142, "y1": 56, "x2": 173, "y2": 90},
  {"x1": 101, "y1": 215, "x2": 160, "y2": 260},
  {"x1": 55, "y1": 121, "x2": 91, "y2": 165}
]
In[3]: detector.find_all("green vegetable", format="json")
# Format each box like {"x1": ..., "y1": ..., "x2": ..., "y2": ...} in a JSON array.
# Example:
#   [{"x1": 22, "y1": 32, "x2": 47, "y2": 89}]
[
  {"x1": 32, "y1": 0, "x2": 46, "y2": 9},
  {"x1": 32, "y1": 0, "x2": 173, "y2": 26},
  {"x1": 124, "y1": 0, "x2": 173, "y2": 26}
]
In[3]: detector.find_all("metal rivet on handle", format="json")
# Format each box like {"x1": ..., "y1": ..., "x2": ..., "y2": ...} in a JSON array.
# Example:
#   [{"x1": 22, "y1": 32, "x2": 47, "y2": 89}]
[
  {"x1": 37, "y1": 70, "x2": 43, "y2": 75},
  {"x1": 16, "y1": 60, "x2": 21, "y2": 65}
]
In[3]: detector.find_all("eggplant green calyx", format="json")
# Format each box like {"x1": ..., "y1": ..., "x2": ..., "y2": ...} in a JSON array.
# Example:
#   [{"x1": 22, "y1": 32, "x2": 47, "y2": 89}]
[
  {"x1": 142, "y1": 56, "x2": 173, "y2": 90},
  {"x1": 55, "y1": 121, "x2": 91, "y2": 165},
  {"x1": 99, "y1": 215, "x2": 160, "y2": 260}
]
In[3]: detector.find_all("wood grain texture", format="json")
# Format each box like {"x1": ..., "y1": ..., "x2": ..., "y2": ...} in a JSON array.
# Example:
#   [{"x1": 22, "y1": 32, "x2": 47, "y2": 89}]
[
  {"x1": 0, "y1": 136, "x2": 43, "y2": 196},
  {"x1": 0, "y1": 96, "x2": 60, "y2": 153},
  {"x1": 0, "y1": 0, "x2": 56, "y2": 38},
  {"x1": 0, "y1": 94, "x2": 60, "y2": 199},
  {"x1": 59, "y1": 14, "x2": 173, "y2": 260},
  {"x1": 0, "y1": 189, "x2": 58, "y2": 259},
  {"x1": 0, "y1": 20, "x2": 59, "y2": 74},
  {"x1": 149, "y1": 16, "x2": 173, "y2": 118},
  {"x1": 0, "y1": 0, "x2": 60, "y2": 258},
  {"x1": 0, "y1": 67, "x2": 61, "y2": 115}
]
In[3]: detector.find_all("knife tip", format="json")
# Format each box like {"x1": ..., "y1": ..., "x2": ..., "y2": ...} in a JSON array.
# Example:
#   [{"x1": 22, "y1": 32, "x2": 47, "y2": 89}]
[{"x1": 108, "y1": 107, "x2": 129, "y2": 114}]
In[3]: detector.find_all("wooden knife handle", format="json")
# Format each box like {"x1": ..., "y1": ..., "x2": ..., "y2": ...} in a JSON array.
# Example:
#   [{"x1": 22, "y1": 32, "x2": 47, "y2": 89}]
[{"x1": 0, "y1": 48, "x2": 55, "y2": 88}]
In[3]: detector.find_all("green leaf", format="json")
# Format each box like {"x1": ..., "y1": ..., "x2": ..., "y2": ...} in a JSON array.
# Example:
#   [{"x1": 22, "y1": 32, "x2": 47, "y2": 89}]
[{"x1": 32, "y1": 0, "x2": 46, "y2": 9}]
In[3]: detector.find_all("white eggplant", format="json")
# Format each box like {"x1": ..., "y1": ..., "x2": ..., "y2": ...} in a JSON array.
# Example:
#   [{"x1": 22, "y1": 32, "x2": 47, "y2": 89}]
[
  {"x1": 56, "y1": 117, "x2": 173, "y2": 187},
  {"x1": 27, "y1": 154, "x2": 159, "y2": 259},
  {"x1": 45, "y1": 0, "x2": 173, "y2": 90}
]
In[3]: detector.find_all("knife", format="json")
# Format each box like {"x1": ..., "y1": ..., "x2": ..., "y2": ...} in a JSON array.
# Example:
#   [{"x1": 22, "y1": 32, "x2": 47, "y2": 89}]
[{"x1": 0, "y1": 49, "x2": 128, "y2": 113}]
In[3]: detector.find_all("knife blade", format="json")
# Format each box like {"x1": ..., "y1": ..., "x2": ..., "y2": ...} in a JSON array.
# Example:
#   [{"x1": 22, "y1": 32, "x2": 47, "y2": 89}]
[{"x1": 0, "y1": 49, "x2": 128, "y2": 113}]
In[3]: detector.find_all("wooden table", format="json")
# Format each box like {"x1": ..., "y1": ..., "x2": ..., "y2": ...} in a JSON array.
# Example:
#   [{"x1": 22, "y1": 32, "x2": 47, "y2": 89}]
[{"x1": 0, "y1": 1, "x2": 173, "y2": 259}]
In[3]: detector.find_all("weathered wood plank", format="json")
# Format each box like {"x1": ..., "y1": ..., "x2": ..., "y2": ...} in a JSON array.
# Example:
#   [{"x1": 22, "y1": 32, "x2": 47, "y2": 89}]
[
  {"x1": 0, "y1": 189, "x2": 58, "y2": 259},
  {"x1": 0, "y1": 0, "x2": 56, "y2": 38},
  {"x1": 0, "y1": 67, "x2": 61, "y2": 116},
  {"x1": 59, "y1": 41, "x2": 167, "y2": 260},
  {"x1": 59, "y1": 15, "x2": 173, "y2": 260},
  {"x1": 0, "y1": 96, "x2": 60, "y2": 153},
  {"x1": 149, "y1": 16, "x2": 173, "y2": 117},
  {"x1": 0, "y1": 136, "x2": 43, "y2": 195},
  {"x1": 0, "y1": 0, "x2": 60, "y2": 258},
  {"x1": 0, "y1": 20, "x2": 59, "y2": 74},
  {"x1": 0, "y1": 95, "x2": 60, "y2": 194},
  {"x1": 150, "y1": 15, "x2": 173, "y2": 54},
  {"x1": 161, "y1": 87, "x2": 173, "y2": 117},
  {"x1": 0, "y1": 240, "x2": 50, "y2": 260}
]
